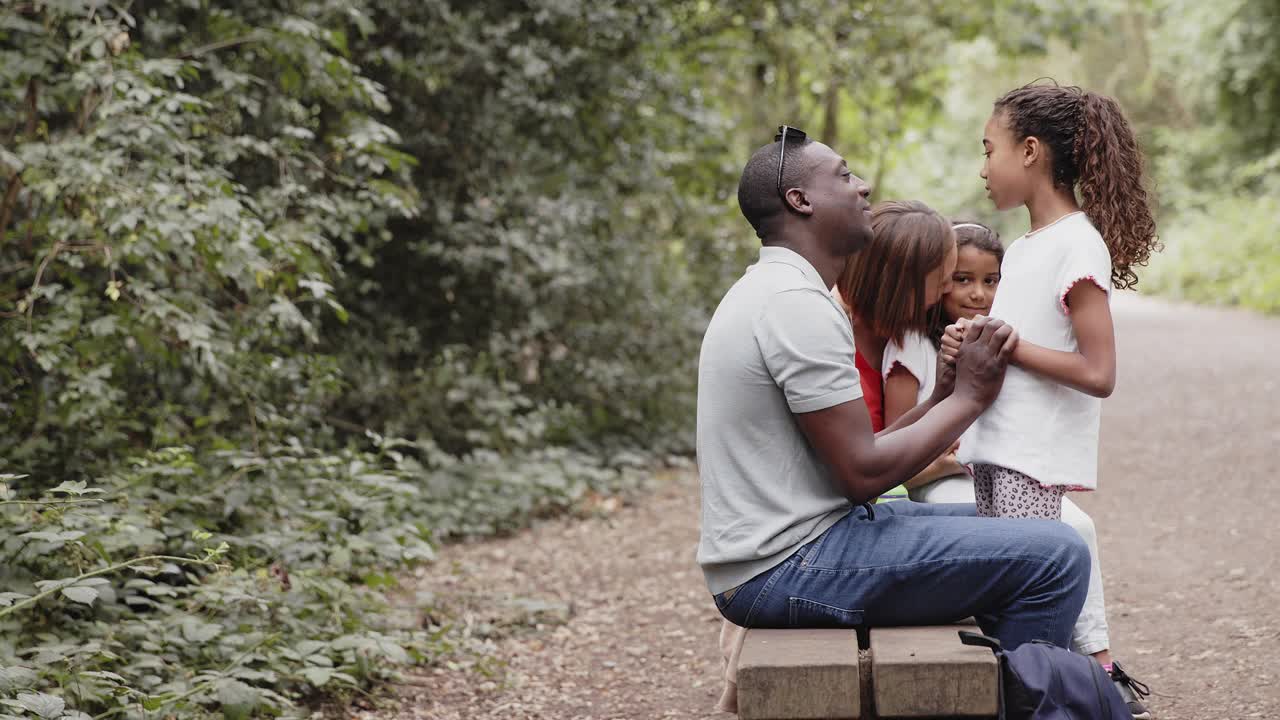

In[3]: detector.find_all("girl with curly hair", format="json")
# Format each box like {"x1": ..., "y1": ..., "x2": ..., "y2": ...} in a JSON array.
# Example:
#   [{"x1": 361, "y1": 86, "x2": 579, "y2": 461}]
[{"x1": 942, "y1": 82, "x2": 1159, "y2": 718}]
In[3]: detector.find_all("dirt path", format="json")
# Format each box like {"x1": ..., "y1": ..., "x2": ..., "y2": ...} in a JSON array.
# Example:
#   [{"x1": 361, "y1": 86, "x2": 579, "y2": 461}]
[{"x1": 356, "y1": 294, "x2": 1280, "y2": 720}]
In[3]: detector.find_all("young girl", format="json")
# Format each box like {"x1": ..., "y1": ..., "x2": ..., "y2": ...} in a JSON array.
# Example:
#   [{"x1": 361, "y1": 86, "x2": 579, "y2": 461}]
[
  {"x1": 836, "y1": 199, "x2": 957, "y2": 501},
  {"x1": 883, "y1": 221, "x2": 1003, "y2": 501},
  {"x1": 944, "y1": 82, "x2": 1159, "y2": 717},
  {"x1": 944, "y1": 81, "x2": 1159, "y2": 516}
]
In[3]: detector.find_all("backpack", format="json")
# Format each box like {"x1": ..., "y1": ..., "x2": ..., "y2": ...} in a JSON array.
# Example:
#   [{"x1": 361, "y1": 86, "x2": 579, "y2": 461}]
[{"x1": 958, "y1": 630, "x2": 1130, "y2": 720}]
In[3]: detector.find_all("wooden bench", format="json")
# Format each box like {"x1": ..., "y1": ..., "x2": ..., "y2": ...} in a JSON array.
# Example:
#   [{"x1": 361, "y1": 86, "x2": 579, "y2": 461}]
[{"x1": 737, "y1": 625, "x2": 998, "y2": 719}]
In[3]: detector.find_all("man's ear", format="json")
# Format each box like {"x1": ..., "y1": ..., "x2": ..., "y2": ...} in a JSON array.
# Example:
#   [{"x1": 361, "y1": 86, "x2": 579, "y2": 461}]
[
  {"x1": 784, "y1": 188, "x2": 815, "y2": 216},
  {"x1": 1022, "y1": 135, "x2": 1041, "y2": 168}
]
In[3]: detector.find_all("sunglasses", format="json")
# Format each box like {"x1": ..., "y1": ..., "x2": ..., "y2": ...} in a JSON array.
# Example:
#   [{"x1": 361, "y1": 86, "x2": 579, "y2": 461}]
[{"x1": 774, "y1": 125, "x2": 808, "y2": 203}]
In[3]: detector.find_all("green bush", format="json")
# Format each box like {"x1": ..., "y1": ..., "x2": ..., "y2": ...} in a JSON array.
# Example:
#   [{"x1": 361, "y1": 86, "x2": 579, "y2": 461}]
[
  {"x1": 1141, "y1": 192, "x2": 1280, "y2": 313},
  {"x1": 0, "y1": 2, "x2": 416, "y2": 476},
  {"x1": 0, "y1": 1, "x2": 704, "y2": 717},
  {"x1": 0, "y1": 441, "x2": 647, "y2": 719},
  {"x1": 1140, "y1": 129, "x2": 1280, "y2": 313}
]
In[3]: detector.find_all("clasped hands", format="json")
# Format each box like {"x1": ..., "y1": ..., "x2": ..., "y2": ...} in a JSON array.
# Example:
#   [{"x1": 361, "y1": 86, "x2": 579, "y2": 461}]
[
  {"x1": 939, "y1": 315, "x2": 1019, "y2": 365},
  {"x1": 930, "y1": 314, "x2": 1020, "y2": 410}
]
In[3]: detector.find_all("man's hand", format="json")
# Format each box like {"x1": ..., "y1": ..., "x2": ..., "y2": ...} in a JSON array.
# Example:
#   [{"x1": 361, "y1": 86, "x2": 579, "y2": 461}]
[{"x1": 951, "y1": 315, "x2": 1018, "y2": 408}]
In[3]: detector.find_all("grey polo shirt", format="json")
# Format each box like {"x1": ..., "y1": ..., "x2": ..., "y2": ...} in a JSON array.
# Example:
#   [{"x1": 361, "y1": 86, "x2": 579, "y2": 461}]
[{"x1": 696, "y1": 245, "x2": 862, "y2": 595}]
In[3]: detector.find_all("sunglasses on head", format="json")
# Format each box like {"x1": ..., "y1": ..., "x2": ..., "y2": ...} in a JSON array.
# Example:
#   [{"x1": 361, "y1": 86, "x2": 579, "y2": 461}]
[{"x1": 774, "y1": 125, "x2": 808, "y2": 203}]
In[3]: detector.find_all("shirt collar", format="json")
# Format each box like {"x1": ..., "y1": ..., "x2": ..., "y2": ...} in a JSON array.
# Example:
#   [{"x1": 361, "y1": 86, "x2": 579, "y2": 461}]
[{"x1": 757, "y1": 245, "x2": 829, "y2": 291}]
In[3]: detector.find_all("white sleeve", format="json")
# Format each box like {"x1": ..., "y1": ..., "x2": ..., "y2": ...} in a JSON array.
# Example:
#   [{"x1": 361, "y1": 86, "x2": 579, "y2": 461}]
[
  {"x1": 1057, "y1": 234, "x2": 1112, "y2": 314},
  {"x1": 882, "y1": 331, "x2": 931, "y2": 385},
  {"x1": 754, "y1": 288, "x2": 863, "y2": 414}
]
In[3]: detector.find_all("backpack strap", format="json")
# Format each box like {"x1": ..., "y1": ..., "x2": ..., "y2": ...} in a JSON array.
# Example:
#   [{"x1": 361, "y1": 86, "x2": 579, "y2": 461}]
[
  {"x1": 957, "y1": 630, "x2": 1006, "y2": 720},
  {"x1": 958, "y1": 630, "x2": 1003, "y2": 652}
]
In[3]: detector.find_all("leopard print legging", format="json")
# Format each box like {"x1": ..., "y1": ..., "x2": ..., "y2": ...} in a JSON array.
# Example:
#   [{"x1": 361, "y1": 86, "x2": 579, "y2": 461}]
[{"x1": 972, "y1": 464, "x2": 1066, "y2": 519}]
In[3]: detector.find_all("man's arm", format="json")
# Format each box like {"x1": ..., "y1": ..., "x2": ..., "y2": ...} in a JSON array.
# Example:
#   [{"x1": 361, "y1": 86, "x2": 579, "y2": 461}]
[
  {"x1": 796, "y1": 317, "x2": 1014, "y2": 504},
  {"x1": 795, "y1": 394, "x2": 979, "y2": 503}
]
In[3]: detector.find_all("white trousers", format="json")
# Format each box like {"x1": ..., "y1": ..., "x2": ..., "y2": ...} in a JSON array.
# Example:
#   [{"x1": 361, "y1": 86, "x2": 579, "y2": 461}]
[{"x1": 910, "y1": 474, "x2": 1110, "y2": 655}]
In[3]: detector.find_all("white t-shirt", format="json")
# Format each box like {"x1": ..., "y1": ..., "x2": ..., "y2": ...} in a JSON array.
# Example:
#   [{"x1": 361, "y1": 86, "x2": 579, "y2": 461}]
[
  {"x1": 882, "y1": 330, "x2": 937, "y2": 405},
  {"x1": 957, "y1": 211, "x2": 1111, "y2": 490}
]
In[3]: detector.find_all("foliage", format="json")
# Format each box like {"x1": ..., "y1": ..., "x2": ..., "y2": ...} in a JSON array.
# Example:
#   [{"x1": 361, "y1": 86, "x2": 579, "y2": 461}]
[
  {"x1": 322, "y1": 0, "x2": 723, "y2": 457},
  {"x1": 0, "y1": 1, "x2": 415, "y2": 476},
  {"x1": 1133, "y1": 0, "x2": 1280, "y2": 310},
  {"x1": 1154, "y1": 0, "x2": 1280, "y2": 156},
  {"x1": 0, "y1": 1, "x2": 684, "y2": 717},
  {"x1": 0, "y1": 443, "x2": 646, "y2": 719},
  {"x1": 1139, "y1": 144, "x2": 1280, "y2": 312},
  {"x1": 1050, "y1": 0, "x2": 1280, "y2": 308}
]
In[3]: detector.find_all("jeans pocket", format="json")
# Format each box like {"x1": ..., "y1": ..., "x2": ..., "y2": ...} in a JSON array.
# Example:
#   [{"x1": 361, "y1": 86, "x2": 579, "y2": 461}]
[{"x1": 787, "y1": 597, "x2": 864, "y2": 628}]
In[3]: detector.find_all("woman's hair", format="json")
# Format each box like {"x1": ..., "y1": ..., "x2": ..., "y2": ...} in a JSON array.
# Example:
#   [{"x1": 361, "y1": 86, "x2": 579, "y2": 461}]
[
  {"x1": 926, "y1": 220, "x2": 1004, "y2": 347},
  {"x1": 993, "y1": 81, "x2": 1160, "y2": 290},
  {"x1": 837, "y1": 200, "x2": 955, "y2": 347}
]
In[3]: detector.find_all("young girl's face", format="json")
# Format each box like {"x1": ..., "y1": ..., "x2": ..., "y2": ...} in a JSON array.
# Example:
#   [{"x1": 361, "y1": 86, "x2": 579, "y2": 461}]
[
  {"x1": 923, "y1": 239, "x2": 958, "y2": 307},
  {"x1": 943, "y1": 245, "x2": 1001, "y2": 322},
  {"x1": 980, "y1": 112, "x2": 1030, "y2": 211}
]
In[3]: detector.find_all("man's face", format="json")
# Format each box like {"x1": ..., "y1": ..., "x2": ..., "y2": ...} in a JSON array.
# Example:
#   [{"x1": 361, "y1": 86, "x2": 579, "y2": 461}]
[{"x1": 803, "y1": 142, "x2": 873, "y2": 255}]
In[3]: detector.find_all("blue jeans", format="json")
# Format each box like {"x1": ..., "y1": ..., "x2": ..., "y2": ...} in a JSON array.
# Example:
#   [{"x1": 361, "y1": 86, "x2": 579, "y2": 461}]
[{"x1": 713, "y1": 501, "x2": 1090, "y2": 649}]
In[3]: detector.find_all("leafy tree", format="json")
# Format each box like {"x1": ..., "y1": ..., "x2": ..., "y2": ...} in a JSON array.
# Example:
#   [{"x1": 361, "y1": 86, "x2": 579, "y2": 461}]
[
  {"x1": 0, "y1": 2, "x2": 415, "y2": 477},
  {"x1": 1178, "y1": 0, "x2": 1280, "y2": 154}
]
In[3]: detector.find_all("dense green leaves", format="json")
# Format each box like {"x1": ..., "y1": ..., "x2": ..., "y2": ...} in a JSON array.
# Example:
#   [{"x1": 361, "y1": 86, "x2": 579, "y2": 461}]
[
  {"x1": 1, "y1": 1, "x2": 414, "y2": 476},
  {"x1": 2, "y1": 3, "x2": 698, "y2": 715},
  {"x1": 0, "y1": 443, "x2": 647, "y2": 718}
]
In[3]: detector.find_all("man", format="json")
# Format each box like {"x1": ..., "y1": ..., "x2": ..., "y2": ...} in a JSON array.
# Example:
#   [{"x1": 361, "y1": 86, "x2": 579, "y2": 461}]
[{"x1": 697, "y1": 127, "x2": 1088, "y2": 648}]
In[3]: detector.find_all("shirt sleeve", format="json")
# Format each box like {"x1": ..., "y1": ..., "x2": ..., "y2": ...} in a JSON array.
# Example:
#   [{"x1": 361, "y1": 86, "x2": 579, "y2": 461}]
[
  {"x1": 1057, "y1": 233, "x2": 1112, "y2": 314},
  {"x1": 882, "y1": 331, "x2": 930, "y2": 384},
  {"x1": 754, "y1": 288, "x2": 863, "y2": 414}
]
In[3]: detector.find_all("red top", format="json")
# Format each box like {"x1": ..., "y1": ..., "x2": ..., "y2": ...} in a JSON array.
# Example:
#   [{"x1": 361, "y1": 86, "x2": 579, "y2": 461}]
[{"x1": 855, "y1": 349, "x2": 884, "y2": 432}]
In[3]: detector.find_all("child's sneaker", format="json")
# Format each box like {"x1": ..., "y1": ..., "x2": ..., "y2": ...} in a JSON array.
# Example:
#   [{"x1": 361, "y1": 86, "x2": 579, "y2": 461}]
[{"x1": 1108, "y1": 661, "x2": 1153, "y2": 719}]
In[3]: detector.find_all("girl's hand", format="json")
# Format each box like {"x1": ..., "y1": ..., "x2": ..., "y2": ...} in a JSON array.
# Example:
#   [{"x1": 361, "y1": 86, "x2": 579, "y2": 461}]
[{"x1": 940, "y1": 317, "x2": 972, "y2": 363}]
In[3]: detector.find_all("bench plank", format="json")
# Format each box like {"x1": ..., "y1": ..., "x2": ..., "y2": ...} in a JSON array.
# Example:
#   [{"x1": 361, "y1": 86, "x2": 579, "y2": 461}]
[
  {"x1": 737, "y1": 628, "x2": 861, "y2": 719},
  {"x1": 870, "y1": 626, "x2": 998, "y2": 718}
]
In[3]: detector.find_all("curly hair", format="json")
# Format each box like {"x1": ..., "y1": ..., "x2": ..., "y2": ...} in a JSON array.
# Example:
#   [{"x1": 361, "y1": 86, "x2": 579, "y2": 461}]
[
  {"x1": 837, "y1": 200, "x2": 955, "y2": 347},
  {"x1": 994, "y1": 82, "x2": 1160, "y2": 289}
]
